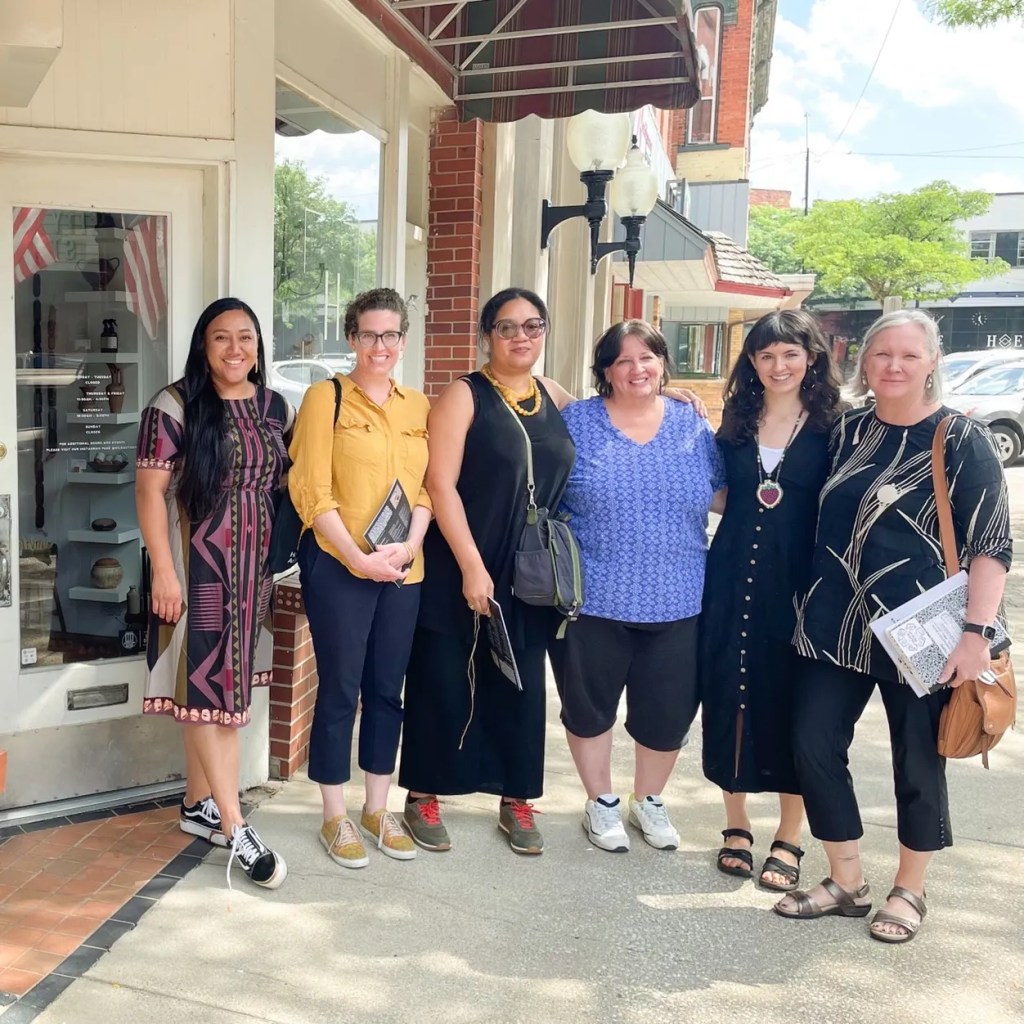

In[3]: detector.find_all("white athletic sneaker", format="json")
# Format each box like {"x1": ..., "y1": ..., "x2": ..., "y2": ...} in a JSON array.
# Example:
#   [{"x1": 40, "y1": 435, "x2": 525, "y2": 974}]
[
  {"x1": 583, "y1": 796, "x2": 630, "y2": 853},
  {"x1": 628, "y1": 794, "x2": 680, "y2": 850}
]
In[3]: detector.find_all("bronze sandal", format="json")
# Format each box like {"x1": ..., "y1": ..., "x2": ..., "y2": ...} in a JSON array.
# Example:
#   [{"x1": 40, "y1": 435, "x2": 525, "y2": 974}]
[
  {"x1": 773, "y1": 877, "x2": 872, "y2": 920},
  {"x1": 869, "y1": 886, "x2": 927, "y2": 944}
]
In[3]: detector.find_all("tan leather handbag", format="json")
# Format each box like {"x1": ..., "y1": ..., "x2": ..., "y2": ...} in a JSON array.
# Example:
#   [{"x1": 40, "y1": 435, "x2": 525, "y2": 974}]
[{"x1": 931, "y1": 416, "x2": 1017, "y2": 769}]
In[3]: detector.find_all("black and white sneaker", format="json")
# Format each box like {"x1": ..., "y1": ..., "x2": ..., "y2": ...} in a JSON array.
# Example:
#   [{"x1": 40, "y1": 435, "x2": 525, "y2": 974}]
[
  {"x1": 227, "y1": 824, "x2": 287, "y2": 890},
  {"x1": 180, "y1": 796, "x2": 229, "y2": 848}
]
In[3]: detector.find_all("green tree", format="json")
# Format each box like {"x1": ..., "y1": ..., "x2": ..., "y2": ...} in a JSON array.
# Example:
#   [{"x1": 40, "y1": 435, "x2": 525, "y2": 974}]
[
  {"x1": 930, "y1": 0, "x2": 1024, "y2": 26},
  {"x1": 793, "y1": 180, "x2": 1008, "y2": 303},
  {"x1": 274, "y1": 159, "x2": 377, "y2": 334},
  {"x1": 747, "y1": 205, "x2": 803, "y2": 275}
]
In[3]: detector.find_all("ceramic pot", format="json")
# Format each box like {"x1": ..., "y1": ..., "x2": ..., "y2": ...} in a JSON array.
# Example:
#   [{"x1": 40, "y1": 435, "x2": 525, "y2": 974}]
[{"x1": 91, "y1": 557, "x2": 123, "y2": 590}]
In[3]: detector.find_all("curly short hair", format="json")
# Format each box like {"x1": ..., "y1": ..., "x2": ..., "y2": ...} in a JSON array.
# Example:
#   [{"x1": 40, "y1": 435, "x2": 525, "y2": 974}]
[{"x1": 344, "y1": 287, "x2": 409, "y2": 338}]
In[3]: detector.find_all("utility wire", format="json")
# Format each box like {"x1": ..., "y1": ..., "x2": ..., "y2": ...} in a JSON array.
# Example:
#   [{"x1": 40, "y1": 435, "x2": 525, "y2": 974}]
[{"x1": 821, "y1": 0, "x2": 903, "y2": 156}]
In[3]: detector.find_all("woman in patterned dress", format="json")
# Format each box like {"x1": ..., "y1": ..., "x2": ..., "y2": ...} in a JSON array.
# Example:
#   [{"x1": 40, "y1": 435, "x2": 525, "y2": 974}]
[
  {"x1": 136, "y1": 297, "x2": 291, "y2": 890},
  {"x1": 776, "y1": 310, "x2": 1012, "y2": 942},
  {"x1": 549, "y1": 321, "x2": 726, "y2": 854}
]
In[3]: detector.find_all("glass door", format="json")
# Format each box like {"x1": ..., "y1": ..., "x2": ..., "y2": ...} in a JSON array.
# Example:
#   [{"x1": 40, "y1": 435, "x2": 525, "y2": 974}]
[{"x1": 0, "y1": 160, "x2": 204, "y2": 811}]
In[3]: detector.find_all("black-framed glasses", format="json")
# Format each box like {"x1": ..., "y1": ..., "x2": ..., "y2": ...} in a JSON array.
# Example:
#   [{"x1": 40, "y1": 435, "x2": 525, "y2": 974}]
[
  {"x1": 492, "y1": 318, "x2": 546, "y2": 340},
  {"x1": 353, "y1": 331, "x2": 404, "y2": 349}
]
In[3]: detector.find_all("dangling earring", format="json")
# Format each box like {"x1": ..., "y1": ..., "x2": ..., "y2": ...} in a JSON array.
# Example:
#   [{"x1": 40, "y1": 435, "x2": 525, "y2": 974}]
[
  {"x1": 926, "y1": 373, "x2": 934, "y2": 392},
  {"x1": 860, "y1": 373, "x2": 868, "y2": 387},
  {"x1": 800, "y1": 377, "x2": 811, "y2": 391}
]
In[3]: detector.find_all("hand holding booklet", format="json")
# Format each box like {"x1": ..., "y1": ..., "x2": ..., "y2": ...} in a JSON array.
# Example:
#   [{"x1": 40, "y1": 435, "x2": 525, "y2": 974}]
[
  {"x1": 484, "y1": 598, "x2": 522, "y2": 691},
  {"x1": 870, "y1": 570, "x2": 1011, "y2": 698},
  {"x1": 362, "y1": 479, "x2": 412, "y2": 586}
]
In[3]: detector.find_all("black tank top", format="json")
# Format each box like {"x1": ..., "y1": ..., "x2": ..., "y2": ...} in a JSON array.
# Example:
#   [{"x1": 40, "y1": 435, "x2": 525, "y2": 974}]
[{"x1": 418, "y1": 372, "x2": 575, "y2": 648}]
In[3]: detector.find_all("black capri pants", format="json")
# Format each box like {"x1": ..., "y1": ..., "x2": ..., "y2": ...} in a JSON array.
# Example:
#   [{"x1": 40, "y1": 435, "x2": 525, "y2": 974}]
[
  {"x1": 792, "y1": 657, "x2": 953, "y2": 852},
  {"x1": 549, "y1": 613, "x2": 699, "y2": 752},
  {"x1": 299, "y1": 531, "x2": 420, "y2": 786}
]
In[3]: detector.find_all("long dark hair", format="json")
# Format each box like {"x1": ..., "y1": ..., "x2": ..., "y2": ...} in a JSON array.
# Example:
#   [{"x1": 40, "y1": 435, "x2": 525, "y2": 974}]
[
  {"x1": 719, "y1": 309, "x2": 842, "y2": 444},
  {"x1": 178, "y1": 298, "x2": 266, "y2": 523},
  {"x1": 592, "y1": 320, "x2": 672, "y2": 397}
]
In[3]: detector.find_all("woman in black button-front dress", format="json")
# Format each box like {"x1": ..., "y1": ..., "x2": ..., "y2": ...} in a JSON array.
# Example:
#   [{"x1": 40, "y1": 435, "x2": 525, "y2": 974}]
[{"x1": 700, "y1": 311, "x2": 842, "y2": 890}]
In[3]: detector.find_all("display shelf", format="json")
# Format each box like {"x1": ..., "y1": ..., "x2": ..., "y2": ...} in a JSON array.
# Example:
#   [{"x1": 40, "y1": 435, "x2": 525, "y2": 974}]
[
  {"x1": 77, "y1": 353, "x2": 140, "y2": 364},
  {"x1": 69, "y1": 583, "x2": 129, "y2": 604},
  {"x1": 67, "y1": 471, "x2": 135, "y2": 485},
  {"x1": 66, "y1": 412, "x2": 139, "y2": 425},
  {"x1": 67, "y1": 528, "x2": 140, "y2": 545},
  {"x1": 63, "y1": 291, "x2": 130, "y2": 304},
  {"x1": 16, "y1": 368, "x2": 81, "y2": 387}
]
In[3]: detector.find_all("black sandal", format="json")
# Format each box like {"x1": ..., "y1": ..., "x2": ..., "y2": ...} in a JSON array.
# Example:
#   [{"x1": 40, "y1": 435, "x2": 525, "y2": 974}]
[
  {"x1": 716, "y1": 828, "x2": 754, "y2": 878},
  {"x1": 758, "y1": 840, "x2": 805, "y2": 892}
]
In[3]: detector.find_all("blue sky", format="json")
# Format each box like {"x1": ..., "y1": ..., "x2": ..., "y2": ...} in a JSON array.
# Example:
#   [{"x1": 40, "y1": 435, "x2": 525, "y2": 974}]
[{"x1": 750, "y1": 0, "x2": 1024, "y2": 205}]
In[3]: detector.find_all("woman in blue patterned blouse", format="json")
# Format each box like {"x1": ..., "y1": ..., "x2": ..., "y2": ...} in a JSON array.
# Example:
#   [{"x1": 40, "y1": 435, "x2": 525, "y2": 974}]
[{"x1": 550, "y1": 320, "x2": 726, "y2": 853}]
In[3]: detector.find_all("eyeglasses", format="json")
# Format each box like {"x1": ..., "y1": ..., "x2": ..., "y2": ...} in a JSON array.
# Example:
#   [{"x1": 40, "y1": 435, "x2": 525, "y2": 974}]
[
  {"x1": 492, "y1": 319, "x2": 547, "y2": 341},
  {"x1": 353, "y1": 331, "x2": 404, "y2": 348}
]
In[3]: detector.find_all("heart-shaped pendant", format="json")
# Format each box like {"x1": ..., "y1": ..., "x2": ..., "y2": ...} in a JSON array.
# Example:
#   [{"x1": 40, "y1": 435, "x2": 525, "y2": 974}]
[{"x1": 756, "y1": 481, "x2": 783, "y2": 509}]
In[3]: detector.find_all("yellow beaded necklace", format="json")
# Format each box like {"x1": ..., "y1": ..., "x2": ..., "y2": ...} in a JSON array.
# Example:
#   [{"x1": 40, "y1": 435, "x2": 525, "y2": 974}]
[{"x1": 480, "y1": 364, "x2": 541, "y2": 417}]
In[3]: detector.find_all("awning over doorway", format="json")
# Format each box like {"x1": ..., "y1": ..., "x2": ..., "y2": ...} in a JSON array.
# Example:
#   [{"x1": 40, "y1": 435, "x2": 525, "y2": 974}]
[
  {"x1": 612, "y1": 201, "x2": 793, "y2": 311},
  {"x1": 385, "y1": 0, "x2": 701, "y2": 121}
]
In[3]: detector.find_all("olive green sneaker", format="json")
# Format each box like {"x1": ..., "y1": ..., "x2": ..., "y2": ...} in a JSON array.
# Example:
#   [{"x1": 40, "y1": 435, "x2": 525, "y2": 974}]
[
  {"x1": 402, "y1": 796, "x2": 452, "y2": 851},
  {"x1": 498, "y1": 799, "x2": 543, "y2": 855},
  {"x1": 320, "y1": 814, "x2": 369, "y2": 869},
  {"x1": 361, "y1": 807, "x2": 417, "y2": 861}
]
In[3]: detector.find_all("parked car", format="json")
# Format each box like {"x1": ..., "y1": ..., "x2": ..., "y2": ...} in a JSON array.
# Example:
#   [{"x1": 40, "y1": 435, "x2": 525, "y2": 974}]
[
  {"x1": 268, "y1": 356, "x2": 356, "y2": 410},
  {"x1": 941, "y1": 349, "x2": 1024, "y2": 392},
  {"x1": 947, "y1": 363, "x2": 1024, "y2": 466}
]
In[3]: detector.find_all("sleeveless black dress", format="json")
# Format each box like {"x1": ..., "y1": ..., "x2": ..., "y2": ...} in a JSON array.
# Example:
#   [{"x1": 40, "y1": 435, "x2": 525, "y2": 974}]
[
  {"x1": 699, "y1": 426, "x2": 830, "y2": 794},
  {"x1": 399, "y1": 373, "x2": 574, "y2": 798}
]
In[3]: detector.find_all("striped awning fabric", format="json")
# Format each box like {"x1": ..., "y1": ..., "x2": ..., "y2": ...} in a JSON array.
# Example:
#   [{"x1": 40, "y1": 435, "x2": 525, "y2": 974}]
[{"x1": 389, "y1": 0, "x2": 700, "y2": 122}]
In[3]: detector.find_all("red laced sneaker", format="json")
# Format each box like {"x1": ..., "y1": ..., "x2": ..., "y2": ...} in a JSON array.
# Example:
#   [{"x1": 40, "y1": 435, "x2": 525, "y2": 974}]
[
  {"x1": 402, "y1": 796, "x2": 451, "y2": 851},
  {"x1": 499, "y1": 799, "x2": 544, "y2": 855}
]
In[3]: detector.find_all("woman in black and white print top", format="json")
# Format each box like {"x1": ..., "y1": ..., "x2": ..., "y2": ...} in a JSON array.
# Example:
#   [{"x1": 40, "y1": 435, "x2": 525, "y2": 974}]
[{"x1": 776, "y1": 309, "x2": 1012, "y2": 944}]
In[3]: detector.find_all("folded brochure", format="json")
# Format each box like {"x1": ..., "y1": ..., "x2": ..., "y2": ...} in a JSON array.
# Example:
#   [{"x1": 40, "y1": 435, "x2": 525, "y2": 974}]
[
  {"x1": 869, "y1": 570, "x2": 1011, "y2": 698},
  {"x1": 485, "y1": 598, "x2": 522, "y2": 691},
  {"x1": 362, "y1": 479, "x2": 412, "y2": 585}
]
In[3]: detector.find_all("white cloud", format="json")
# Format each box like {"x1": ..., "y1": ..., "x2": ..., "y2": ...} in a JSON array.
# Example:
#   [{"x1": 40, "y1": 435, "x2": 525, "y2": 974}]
[
  {"x1": 275, "y1": 130, "x2": 382, "y2": 219},
  {"x1": 750, "y1": 1, "x2": 1024, "y2": 202},
  {"x1": 749, "y1": 127, "x2": 900, "y2": 205}
]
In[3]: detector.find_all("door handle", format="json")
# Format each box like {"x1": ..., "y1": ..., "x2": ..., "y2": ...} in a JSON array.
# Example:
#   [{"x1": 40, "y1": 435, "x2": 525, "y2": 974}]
[{"x1": 0, "y1": 441, "x2": 6, "y2": 461}]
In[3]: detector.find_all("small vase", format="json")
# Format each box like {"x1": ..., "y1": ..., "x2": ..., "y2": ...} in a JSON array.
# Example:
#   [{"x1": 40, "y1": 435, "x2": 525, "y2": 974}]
[{"x1": 106, "y1": 364, "x2": 125, "y2": 413}]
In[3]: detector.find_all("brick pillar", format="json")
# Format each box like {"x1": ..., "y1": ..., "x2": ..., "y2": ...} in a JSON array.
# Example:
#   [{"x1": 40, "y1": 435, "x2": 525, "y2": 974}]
[
  {"x1": 268, "y1": 578, "x2": 318, "y2": 780},
  {"x1": 424, "y1": 110, "x2": 484, "y2": 398}
]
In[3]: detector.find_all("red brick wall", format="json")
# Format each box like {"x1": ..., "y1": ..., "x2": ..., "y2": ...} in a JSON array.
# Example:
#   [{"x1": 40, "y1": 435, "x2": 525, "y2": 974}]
[
  {"x1": 424, "y1": 110, "x2": 484, "y2": 398},
  {"x1": 268, "y1": 580, "x2": 318, "y2": 781},
  {"x1": 671, "y1": 0, "x2": 754, "y2": 151},
  {"x1": 749, "y1": 188, "x2": 793, "y2": 208}
]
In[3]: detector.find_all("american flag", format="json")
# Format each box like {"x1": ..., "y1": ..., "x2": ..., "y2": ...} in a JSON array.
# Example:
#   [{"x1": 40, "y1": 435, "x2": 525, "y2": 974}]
[
  {"x1": 124, "y1": 216, "x2": 167, "y2": 340},
  {"x1": 13, "y1": 208, "x2": 58, "y2": 283}
]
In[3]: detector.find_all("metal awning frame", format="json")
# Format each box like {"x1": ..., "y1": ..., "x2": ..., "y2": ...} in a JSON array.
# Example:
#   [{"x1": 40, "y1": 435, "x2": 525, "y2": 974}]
[{"x1": 386, "y1": 1, "x2": 693, "y2": 103}]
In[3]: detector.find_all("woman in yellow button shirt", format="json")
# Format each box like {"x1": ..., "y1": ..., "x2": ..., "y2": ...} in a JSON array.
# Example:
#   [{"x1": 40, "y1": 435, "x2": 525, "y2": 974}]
[{"x1": 288, "y1": 288, "x2": 431, "y2": 870}]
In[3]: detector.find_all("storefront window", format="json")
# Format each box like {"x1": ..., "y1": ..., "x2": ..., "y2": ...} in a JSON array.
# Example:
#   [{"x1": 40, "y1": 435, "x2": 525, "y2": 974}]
[
  {"x1": 674, "y1": 322, "x2": 724, "y2": 377},
  {"x1": 271, "y1": 81, "x2": 381, "y2": 407},
  {"x1": 13, "y1": 208, "x2": 167, "y2": 668}
]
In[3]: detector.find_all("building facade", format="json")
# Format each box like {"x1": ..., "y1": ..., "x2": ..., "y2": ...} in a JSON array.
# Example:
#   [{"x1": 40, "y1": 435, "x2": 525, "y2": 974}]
[{"x1": 0, "y1": 1, "x2": 704, "y2": 816}]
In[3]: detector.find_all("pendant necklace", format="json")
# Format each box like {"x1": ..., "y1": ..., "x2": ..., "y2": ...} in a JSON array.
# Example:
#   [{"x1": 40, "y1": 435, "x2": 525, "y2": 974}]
[{"x1": 755, "y1": 411, "x2": 805, "y2": 510}]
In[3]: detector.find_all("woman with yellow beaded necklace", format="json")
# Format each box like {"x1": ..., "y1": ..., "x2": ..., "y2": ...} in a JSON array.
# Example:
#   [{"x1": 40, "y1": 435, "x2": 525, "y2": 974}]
[{"x1": 399, "y1": 288, "x2": 578, "y2": 856}]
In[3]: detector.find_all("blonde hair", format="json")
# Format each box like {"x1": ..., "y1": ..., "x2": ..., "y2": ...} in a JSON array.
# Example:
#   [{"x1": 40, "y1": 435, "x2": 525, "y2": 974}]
[{"x1": 848, "y1": 309, "x2": 944, "y2": 403}]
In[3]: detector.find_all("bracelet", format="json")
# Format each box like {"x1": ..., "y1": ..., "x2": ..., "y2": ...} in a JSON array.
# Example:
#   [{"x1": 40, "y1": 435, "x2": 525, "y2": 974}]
[{"x1": 402, "y1": 541, "x2": 414, "y2": 563}]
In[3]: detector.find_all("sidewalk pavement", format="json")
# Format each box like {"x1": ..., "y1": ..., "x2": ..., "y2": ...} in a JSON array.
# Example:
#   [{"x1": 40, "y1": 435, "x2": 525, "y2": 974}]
[{"x1": 25, "y1": 471, "x2": 1024, "y2": 1024}]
